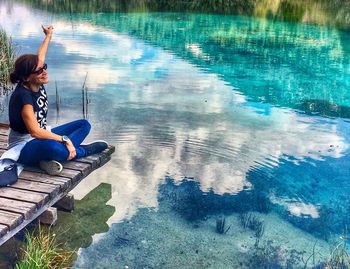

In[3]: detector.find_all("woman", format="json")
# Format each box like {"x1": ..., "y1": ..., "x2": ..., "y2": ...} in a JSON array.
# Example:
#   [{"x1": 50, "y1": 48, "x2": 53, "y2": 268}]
[{"x1": 8, "y1": 25, "x2": 107, "y2": 175}]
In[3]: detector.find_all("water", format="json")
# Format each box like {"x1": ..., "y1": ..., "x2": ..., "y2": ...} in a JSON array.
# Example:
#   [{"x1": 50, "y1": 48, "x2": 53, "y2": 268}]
[{"x1": 0, "y1": 1, "x2": 350, "y2": 268}]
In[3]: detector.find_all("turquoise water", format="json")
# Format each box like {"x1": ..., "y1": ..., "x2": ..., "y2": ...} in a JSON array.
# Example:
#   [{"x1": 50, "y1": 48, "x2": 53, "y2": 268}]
[{"x1": 1, "y1": 1, "x2": 350, "y2": 268}]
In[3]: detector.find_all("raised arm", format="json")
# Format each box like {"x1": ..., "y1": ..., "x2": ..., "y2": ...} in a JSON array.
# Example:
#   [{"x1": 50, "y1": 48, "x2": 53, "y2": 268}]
[{"x1": 37, "y1": 25, "x2": 53, "y2": 65}]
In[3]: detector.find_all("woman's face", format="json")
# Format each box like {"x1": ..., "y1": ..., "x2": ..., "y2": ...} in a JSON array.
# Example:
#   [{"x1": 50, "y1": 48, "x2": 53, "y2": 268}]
[{"x1": 26, "y1": 63, "x2": 49, "y2": 85}]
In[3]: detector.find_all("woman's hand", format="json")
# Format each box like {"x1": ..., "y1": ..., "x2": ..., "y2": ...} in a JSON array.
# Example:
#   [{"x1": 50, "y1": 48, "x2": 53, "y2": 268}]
[
  {"x1": 65, "y1": 140, "x2": 77, "y2": 160},
  {"x1": 41, "y1": 25, "x2": 53, "y2": 38}
]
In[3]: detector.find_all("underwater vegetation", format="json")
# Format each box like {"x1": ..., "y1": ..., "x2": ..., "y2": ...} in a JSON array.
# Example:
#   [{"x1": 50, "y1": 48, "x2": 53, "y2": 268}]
[
  {"x1": 239, "y1": 212, "x2": 265, "y2": 246},
  {"x1": 216, "y1": 217, "x2": 231, "y2": 234},
  {"x1": 325, "y1": 234, "x2": 350, "y2": 269},
  {"x1": 247, "y1": 234, "x2": 350, "y2": 269}
]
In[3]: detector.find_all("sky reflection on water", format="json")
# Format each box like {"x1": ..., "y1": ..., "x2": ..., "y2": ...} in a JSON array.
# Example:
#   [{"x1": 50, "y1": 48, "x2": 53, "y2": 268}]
[{"x1": 0, "y1": 1, "x2": 350, "y2": 246}]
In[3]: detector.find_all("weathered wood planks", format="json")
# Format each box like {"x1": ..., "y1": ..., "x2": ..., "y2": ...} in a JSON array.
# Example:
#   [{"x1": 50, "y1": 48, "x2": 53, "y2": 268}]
[
  {"x1": 12, "y1": 179, "x2": 60, "y2": 197},
  {"x1": 19, "y1": 171, "x2": 71, "y2": 190},
  {"x1": 0, "y1": 197, "x2": 36, "y2": 219},
  {"x1": 0, "y1": 210, "x2": 23, "y2": 230},
  {"x1": 0, "y1": 124, "x2": 115, "y2": 246},
  {"x1": 0, "y1": 187, "x2": 49, "y2": 207}
]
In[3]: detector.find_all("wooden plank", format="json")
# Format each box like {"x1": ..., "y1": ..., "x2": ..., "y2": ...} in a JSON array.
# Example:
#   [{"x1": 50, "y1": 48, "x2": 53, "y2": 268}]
[
  {"x1": 11, "y1": 179, "x2": 60, "y2": 197},
  {"x1": 62, "y1": 161, "x2": 91, "y2": 177},
  {"x1": 23, "y1": 167, "x2": 82, "y2": 185},
  {"x1": 0, "y1": 224, "x2": 8, "y2": 237},
  {"x1": 19, "y1": 171, "x2": 71, "y2": 190},
  {"x1": 76, "y1": 150, "x2": 112, "y2": 169},
  {"x1": 59, "y1": 168, "x2": 82, "y2": 180},
  {"x1": 0, "y1": 142, "x2": 7, "y2": 149},
  {"x1": 0, "y1": 188, "x2": 48, "y2": 207},
  {"x1": 0, "y1": 210, "x2": 23, "y2": 230},
  {"x1": 0, "y1": 135, "x2": 7, "y2": 142},
  {"x1": 74, "y1": 155, "x2": 100, "y2": 169},
  {"x1": 0, "y1": 197, "x2": 36, "y2": 219},
  {"x1": 100, "y1": 154, "x2": 111, "y2": 167},
  {"x1": 0, "y1": 128, "x2": 9, "y2": 135}
]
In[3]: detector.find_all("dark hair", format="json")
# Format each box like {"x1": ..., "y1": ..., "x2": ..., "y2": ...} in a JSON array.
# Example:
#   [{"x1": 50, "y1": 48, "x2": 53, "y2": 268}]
[{"x1": 9, "y1": 54, "x2": 38, "y2": 84}]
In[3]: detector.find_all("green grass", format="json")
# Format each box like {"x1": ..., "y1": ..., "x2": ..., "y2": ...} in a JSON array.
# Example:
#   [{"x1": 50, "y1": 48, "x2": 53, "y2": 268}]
[
  {"x1": 0, "y1": 27, "x2": 15, "y2": 94},
  {"x1": 15, "y1": 225, "x2": 73, "y2": 269}
]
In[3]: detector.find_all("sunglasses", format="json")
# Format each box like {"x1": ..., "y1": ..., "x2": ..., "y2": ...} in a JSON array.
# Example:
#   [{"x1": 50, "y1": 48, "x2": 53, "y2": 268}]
[{"x1": 31, "y1": 63, "x2": 47, "y2": 75}]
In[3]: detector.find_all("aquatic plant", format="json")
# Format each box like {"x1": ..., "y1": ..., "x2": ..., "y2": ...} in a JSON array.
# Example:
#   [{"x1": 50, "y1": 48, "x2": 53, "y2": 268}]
[
  {"x1": 82, "y1": 72, "x2": 89, "y2": 119},
  {"x1": 55, "y1": 81, "x2": 60, "y2": 113},
  {"x1": 240, "y1": 213, "x2": 265, "y2": 237},
  {"x1": 216, "y1": 217, "x2": 231, "y2": 234},
  {"x1": 324, "y1": 232, "x2": 350, "y2": 269},
  {"x1": 0, "y1": 27, "x2": 15, "y2": 94},
  {"x1": 250, "y1": 233, "x2": 350, "y2": 269},
  {"x1": 15, "y1": 225, "x2": 73, "y2": 269}
]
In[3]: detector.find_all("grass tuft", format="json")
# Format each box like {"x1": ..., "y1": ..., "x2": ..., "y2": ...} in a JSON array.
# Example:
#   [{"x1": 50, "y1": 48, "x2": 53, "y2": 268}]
[
  {"x1": 16, "y1": 225, "x2": 73, "y2": 269},
  {"x1": 0, "y1": 27, "x2": 15, "y2": 94}
]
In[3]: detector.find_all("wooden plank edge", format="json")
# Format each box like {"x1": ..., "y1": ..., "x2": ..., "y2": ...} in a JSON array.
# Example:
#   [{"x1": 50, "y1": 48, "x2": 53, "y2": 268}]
[{"x1": 0, "y1": 224, "x2": 8, "y2": 237}]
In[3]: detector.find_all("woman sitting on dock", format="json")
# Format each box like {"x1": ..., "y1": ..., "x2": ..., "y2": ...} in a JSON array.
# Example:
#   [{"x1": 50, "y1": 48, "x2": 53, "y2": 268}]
[{"x1": 7, "y1": 25, "x2": 107, "y2": 175}]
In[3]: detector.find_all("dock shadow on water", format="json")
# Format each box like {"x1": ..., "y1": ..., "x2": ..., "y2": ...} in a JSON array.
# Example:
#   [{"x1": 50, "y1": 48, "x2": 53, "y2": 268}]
[
  {"x1": 52, "y1": 183, "x2": 115, "y2": 250},
  {"x1": 74, "y1": 178, "x2": 335, "y2": 269}
]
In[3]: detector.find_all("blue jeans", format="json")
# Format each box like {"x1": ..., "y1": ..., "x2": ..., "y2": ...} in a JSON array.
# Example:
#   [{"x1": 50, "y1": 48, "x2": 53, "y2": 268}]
[{"x1": 18, "y1": 119, "x2": 91, "y2": 166}]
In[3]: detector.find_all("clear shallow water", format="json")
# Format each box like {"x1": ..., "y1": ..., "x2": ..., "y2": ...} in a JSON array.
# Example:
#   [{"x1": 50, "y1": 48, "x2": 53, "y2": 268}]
[{"x1": 0, "y1": 1, "x2": 350, "y2": 268}]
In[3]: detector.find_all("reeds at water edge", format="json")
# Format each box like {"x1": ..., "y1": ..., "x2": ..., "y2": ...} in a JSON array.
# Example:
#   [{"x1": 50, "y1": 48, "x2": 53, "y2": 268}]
[
  {"x1": 0, "y1": 28, "x2": 15, "y2": 95},
  {"x1": 82, "y1": 72, "x2": 89, "y2": 119}
]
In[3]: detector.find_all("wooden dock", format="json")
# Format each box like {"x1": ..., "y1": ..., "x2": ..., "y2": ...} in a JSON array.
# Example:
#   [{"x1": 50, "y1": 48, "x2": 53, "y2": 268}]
[{"x1": 0, "y1": 124, "x2": 115, "y2": 246}]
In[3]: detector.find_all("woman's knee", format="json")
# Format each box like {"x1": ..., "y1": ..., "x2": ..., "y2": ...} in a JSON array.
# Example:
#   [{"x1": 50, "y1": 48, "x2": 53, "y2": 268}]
[
  {"x1": 82, "y1": 119, "x2": 91, "y2": 131},
  {"x1": 76, "y1": 119, "x2": 91, "y2": 132}
]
